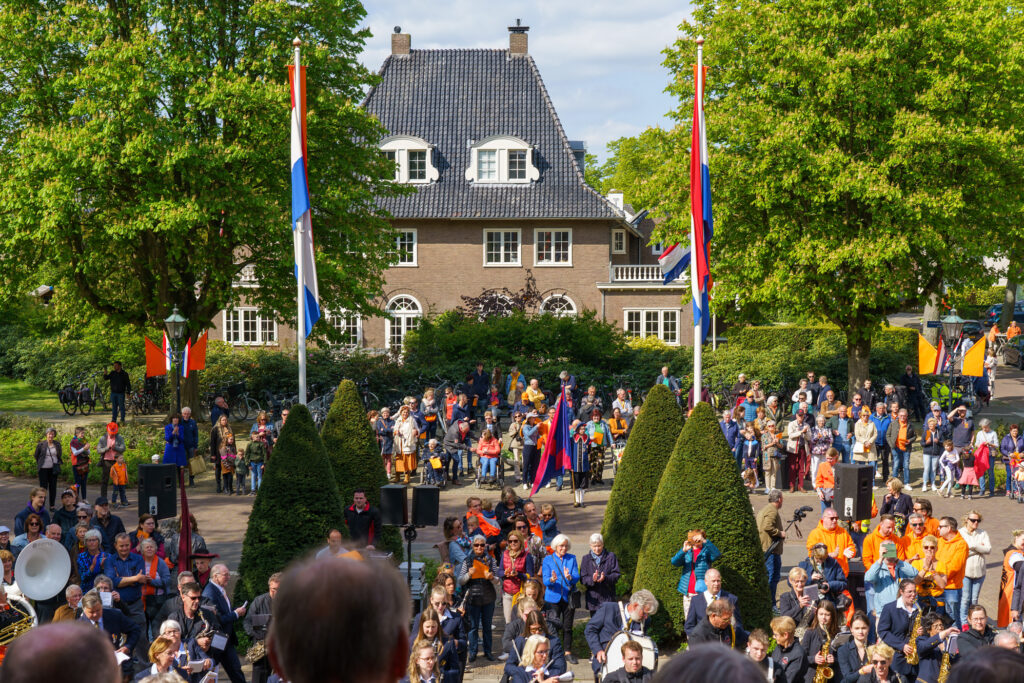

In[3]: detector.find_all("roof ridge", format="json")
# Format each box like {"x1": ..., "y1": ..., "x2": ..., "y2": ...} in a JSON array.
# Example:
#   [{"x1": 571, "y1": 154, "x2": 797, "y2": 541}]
[{"x1": 524, "y1": 54, "x2": 626, "y2": 220}]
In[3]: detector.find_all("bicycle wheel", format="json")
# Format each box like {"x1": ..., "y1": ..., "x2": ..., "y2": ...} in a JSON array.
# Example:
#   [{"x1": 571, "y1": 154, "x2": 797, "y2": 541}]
[
  {"x1": 246, "y1": 397, "x2": 262, "y2": 416},
  {"x1": 79, "y1": 396, "x2": 93, "y2": 416},
  {"x1": 231, "y1": 395, "x2": 249, "y2": 421},
  {"x1": 61, "y1": 395, "x2": 77, "y2": 416}
]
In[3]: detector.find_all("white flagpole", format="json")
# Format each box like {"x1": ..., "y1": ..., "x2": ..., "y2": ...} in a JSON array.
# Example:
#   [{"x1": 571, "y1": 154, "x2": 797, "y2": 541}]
[
  {"x1": 294, "y1": 37, "x2": 307, "y2": 406},
  {"x1": 691, "y1": 37, "x2": 704, "y2": 404}
]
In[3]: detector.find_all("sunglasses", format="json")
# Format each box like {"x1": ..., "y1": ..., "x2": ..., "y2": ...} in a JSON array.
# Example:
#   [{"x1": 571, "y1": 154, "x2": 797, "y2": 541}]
[
  {"x1": 77, "y1": 515, "x2": 89, "y2": 519},
  {"x1": 472, "y1": 543, "x2": 486, "y2": 547},
  {"x1": 872, "y1": 660, "x2": 889, "y2": 665},
  {"x1": 508, "y1": 539, "x2": 521, "y2": 544},
  {"x1": 968, "y1": 518, "x2": 980, "y2": 523},
  {"x1": 910, "y1": 522, "x2": 923, "y2": 527},
  {"x1": 923, "y1": 546, "x2": 937, "y2": 550}
]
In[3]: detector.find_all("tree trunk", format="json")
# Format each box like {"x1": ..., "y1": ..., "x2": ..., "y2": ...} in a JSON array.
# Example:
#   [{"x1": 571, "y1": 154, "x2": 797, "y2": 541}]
[
  {"x1": 165, "y1": 365, "x2": 201, "y2": 418},
  {"x1": 1000, "y1": 279, "x2": 1017, "y2": 328},
  {"x1": 846, "y1": 332, "x2": 872, "y2": 391},
  {"x1": 922, "y1": 292, "x2": 941, "y2": 347}
]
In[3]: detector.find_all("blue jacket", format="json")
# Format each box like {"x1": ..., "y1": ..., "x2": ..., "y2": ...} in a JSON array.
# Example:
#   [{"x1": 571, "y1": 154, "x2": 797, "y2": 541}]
[
  {"x1": 210, "y1": 403, "x2": 229, "y2": 425},
  {"x1": 720, "y1": 420, "x2": 740, "y2": 450},
  {"x1": 683, "y1": 590, "x2": 741, "y2": 635},
  {"x1": 870, "y1": 414, "x2": 891, "y2": 447},
  {"x1": 864, "y1": 559, "x2": 917, "y2": 614},
  {"x1": 507, "y1": 634, "x2": 567, "y2": 676},
  {"x1": 522, "y1": 423, "x2": 538, "y2": 446},
  {"x1": 542, "y1": 553, "x2": 579, "y2": 605},
  {"x1": 106, "y1": 551, "x2": 146, "y2": 604},
  {"x1": 181, "y1": 418, "x2": 199, "y2": 450},
  {"x1": 584, "y1": 601, "x2": 650, "y2": 673},
  {"x1": 835, "y1": 639, "x2": 868, "y2": 683},
  {"x1": 164, "y1": 423, "x2": 187, "y2": 467},
  {"x1": 797, "y1": 556, "x2": 848, "y2": 596},
  {"x1": 671, "y1": 540, "x2": 721, "y2": 594},
  {"x1": 202, "y1": 582, "x2": 240, "y2": 645},
  {"x1": 740, "y1": 400, "x2": 758, "y2": 423},
  {"x1": 1001, "y1": 434, "x2": 1024, "y2": 458},
  {"x1": 877, "y1": 599, "x2": 920, "y2": 676},
  {"x1": 539, "y1": 517, "x2": 559, "y2": 546},
  {"x1": 451, "y1": 402, "x2": 472, "y2": 423},
  {"x1": 736, "y1": 438, "x2": 761, "y2": 467},
  {"x1": 13, "y1": 504, "x2": 51, "y2": 537}
]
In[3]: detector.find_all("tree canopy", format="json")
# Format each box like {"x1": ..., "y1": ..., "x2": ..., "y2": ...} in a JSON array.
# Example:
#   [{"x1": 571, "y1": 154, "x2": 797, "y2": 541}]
[
  {"x1": 636, "y1": 0, "x2": 1024, "y2": 382},
  {"x1": 0, "y1": 0, "x2": 404, "y2": 343}
]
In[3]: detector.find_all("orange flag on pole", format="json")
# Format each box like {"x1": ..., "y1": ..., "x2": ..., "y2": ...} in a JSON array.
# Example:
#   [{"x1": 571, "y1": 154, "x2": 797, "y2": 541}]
[
  {"x1": 186, "y1": 332, "x2": 208, "y2": 373},
  {"x1": 145, "y1": 337, "x2": 168, "y2": 377},
  {"x1": 918, "y1": 334, "x2": 938, "y2": 375},
  {"x1": 962, "y1": 338, "x2": 986, "y2": 377}
]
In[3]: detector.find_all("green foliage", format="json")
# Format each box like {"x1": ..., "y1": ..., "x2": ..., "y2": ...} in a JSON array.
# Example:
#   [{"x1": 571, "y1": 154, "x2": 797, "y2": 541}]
[
  {"x1": 601, "y1": 384, "x2": 684, "y2": 591},
  {"x1": 946, "y1": 285, "x2": 1006, "y2": 320},
  {"x1": 319, "y1": 379, "x2": 403, "y2": 560},
  {"x1": 0, "y1": 416, "x2": 207, "y2": 485},
  {"x1": 634, "y1": 402, "x2": 771, "y2": 641},
  {"x1": 729, "y1": 326, "x2": 916, "y2": 357},
  {"x1": 234, "y1": 403, "x2": 346, "y2": 605},
  {"x1": 587, "y1": 128, "x2": 674, "y2": 209},
  {"x1": 0, "y1": 0, "x2": 406, "y2": 343}
]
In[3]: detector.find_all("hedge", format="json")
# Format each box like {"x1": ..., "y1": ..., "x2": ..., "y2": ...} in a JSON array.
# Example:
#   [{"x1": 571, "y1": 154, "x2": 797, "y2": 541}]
[
  {"x1": 320, "y1": 379, "x2": 403, "y2": 560},
  {"x1": 0, "y1": 414, "x2": 209, "y2": 487},
  {"x1": 234, "y1": 403, "x2": 346, "y2": 605},
  {"x1": 600, "y1": 384, "x2": 683, "y2": 592},
  {"x1": 633, "y1": 402, "x2": 771, "y2": 642},
  {"x1": 728, "y1": 325, "x2": 916, "y2": 357}
]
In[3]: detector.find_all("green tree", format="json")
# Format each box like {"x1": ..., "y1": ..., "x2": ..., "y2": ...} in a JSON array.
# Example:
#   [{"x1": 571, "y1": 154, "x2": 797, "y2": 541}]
[
  {"x1": 648, "y1": 0, "x2": 1024, "y2": 385},
  {"x1": 600, "y1": 384, "x2": 683, "y2": 592},
  {"x1": 320, "y1": 378, "x2": 403, "y2": 560},
  {"x1": 0, "y1": 0, "x2": 406, "y2": 400},
  {"x1": 589, "y1": 128, "x2": 674, "y2": 207},
  {"x1": 234, "y1": 403, "x2": 345, "y2": 605},
  {"x1": 633, "y1": 402, "x2": 770, "y2": 639}
]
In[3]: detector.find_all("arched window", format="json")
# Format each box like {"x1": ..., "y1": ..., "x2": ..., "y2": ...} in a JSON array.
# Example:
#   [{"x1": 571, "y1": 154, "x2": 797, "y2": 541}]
[
  {"x1": 386, "y1": 295, "x2": 422, "y2": 351},
  {"x1": 540, "y1": 294, "x2": 576, "y2": 318}
]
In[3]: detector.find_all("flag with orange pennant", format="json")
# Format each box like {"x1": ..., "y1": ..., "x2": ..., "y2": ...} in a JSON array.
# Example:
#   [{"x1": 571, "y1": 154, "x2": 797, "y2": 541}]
[
  {"x1": 918, "y1": 334, "x2": 938, "y2": 375},
  {"x1": 182, "y1": 332, "x2": 208, "y2": 377},
  {"x1": 962, "y1": 338, "x2": 986, "y2": 377},
  {"x1": 145, "y1": 337, "x2": 168, "y2": 377}
]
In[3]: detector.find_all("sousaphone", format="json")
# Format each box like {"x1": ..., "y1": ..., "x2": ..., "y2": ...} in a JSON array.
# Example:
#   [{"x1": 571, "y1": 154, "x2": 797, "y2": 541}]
[{"x1": 14, "y1": 538, "x2": 71, "y2": 601}]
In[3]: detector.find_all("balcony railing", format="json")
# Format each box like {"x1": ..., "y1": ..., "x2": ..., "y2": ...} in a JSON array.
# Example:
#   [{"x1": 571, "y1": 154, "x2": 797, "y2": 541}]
[
  {"x1": 233, "y1": 264, "x2": 258, "y2": 287},
  {"x1": 610, "y1": 264, "x2": 685, "y2": 283}
]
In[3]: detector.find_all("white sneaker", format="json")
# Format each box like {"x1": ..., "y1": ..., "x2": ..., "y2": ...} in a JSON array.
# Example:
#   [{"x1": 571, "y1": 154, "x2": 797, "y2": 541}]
[
  {"x1": 905, "y1": 485, "x2": 913, "y2": 491},
  {"x1": 875, "y1": 472, "x2": 881, "y2": 479},
  {"x1": 546, "y1": 481, "x2": 555, "y2": 488},
  {"x1": 498, "y1": 653, "x2": 509, "y2": 662},
  {"x1": 523, "y1": 484, "x2": 529, "y2": 491}
]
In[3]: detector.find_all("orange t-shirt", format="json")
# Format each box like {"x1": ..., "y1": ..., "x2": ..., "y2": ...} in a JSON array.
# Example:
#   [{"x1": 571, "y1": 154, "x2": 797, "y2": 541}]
[
  {"x1": 863, "y1": 529, "x2": 909, "y2": 569},
  {"x1": 937, "y1": 534, "x2": 969, "y2": 589},
  {"x1": 111, "y1": 462, "x2": 128, "y2": 486},
  {"x1": 896, "y1": 424, "x2": 909, "y2": 451},
  {"x1": 806, "y1": 523, "x2": 856, "y2": 575}
]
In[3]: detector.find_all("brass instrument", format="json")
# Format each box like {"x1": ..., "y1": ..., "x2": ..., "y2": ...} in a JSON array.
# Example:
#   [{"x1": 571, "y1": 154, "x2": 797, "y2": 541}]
[
  {"x1": 905, "y1": 610, "x2": 922, "y2": 665},
  {"x1": 813, "y1": 631, "x2": 833, "y2": 683},
  {"x1": 795, "y1": 603, "x2": 815, "y2": 641},
  {"x1": 937, "y1": 649, "x2": 951, "y2": 683},
  {"x1": 0, "y1": 605, "x2": 32, "y2": 645},
  {"x1": 245, "y1": 640, "x2": 267, "y2": 663}
]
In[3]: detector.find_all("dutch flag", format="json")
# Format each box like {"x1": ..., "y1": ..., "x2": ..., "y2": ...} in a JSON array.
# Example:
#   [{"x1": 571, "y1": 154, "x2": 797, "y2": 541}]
[
  {"x1": 689, "y1": 59, "x2": 714, "y2": 344},
  {"x1": 658, "y1": 244, "x2": 691, "y2": 285},
  {"x1": 291, "y1": 63, "x2": 321, "y2": 338}
]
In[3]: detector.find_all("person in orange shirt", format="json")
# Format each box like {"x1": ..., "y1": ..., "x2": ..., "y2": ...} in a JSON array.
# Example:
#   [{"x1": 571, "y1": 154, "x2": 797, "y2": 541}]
[
  {"x1": 806, "y1": 508, "x2": 856, "y2": 575},
  {"x1": 1008, "y1": 320, "x2": 1022, "y2": 340},
  {"x1": 862, "y1": 515, "x2": 909, "y2": 570},
  {"x1": 814, "y1": 449, "x2": 838, "y2": 512},
  {"x1": 904, "y1": 513, "x2": 930, "y2": 563},
  {"x1": 911, "y1": 535, "x2": 948, "y2": 613},
  {"x1": 907, "y1": 498, "x2": 940, "y2": 538},
  {"x1": 937, "y1": 516, "x2": 969, "y2": 628},
  {"x1": 110, "y1": 453, "x2": 129, "y2": 509}
]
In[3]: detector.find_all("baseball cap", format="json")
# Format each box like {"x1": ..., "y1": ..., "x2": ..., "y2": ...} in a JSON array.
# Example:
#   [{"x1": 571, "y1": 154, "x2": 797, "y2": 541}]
[
  {"x1": 94, "y1": 496, "x2": 109, "y2": 507},
  {"x1": 0, "y1": 526, "x2": 10, "y2": 534}
]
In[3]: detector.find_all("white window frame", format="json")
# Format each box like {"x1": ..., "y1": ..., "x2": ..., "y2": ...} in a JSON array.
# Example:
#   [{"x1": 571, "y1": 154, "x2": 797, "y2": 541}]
[
  {"x1": 223, "y1": 308, "x2": 278, "y2": 346},
  {"x1": 611, "y1": 229, "x2": 627, "y2": 255},
  {"x1": 534, "y1": 228, "x2": 573, "y2": 267},
  {"x1": 540, "y1": 294, "x2": 577, "y2": 318},
  {"x1": 326, "y1": 310, "x2": 362, "y2": 350},
  {"x1": 386, "y1": 295, "x2": 422, "y2": 352},
  {"x1": 394, "y1": 229, "x2": 418, "y2": 267},
  {"x1": 483, "y1": 229, "x2": 522, "y2": 267},
  {"x1": 465, "y1": 135, "x2": 540, "y2": 184},
  {"x1": 383, "y1": 150, "x2": 399, "y2": 181},
  {"x1": 623, "y1": 308, "x2": 680, "y2": 345},
  {"x1": 379, "y1": 136, "x2": 439, "y2": 184},
  {"x1": 651, "y1": 242, "x2": 664, "y2": 256}
]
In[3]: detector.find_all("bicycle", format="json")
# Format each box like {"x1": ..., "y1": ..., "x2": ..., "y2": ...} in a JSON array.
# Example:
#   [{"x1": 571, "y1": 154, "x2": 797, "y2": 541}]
[{"x1": 58, "y1": 376, "x2": 80, "y2": 415}]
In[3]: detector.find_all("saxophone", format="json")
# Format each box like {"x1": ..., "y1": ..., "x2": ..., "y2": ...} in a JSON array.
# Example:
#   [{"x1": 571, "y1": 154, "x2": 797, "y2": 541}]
[
  {"x1": 905, "y1": 610, "x2": 922, "y2": 665},
  {"x1": 937, "y1": 649, "x2": 951, "y2": 683},
  {"x1": 813, "y1": 631, "x2": 833, "y2": 683}
]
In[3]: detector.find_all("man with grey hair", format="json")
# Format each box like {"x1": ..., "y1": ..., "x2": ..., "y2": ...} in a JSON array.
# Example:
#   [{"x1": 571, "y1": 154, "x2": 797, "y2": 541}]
[
  {"x1": 267, "y1": 555, "x2": 410, "y2": 683},
  {"x1": 683, "y1": 567, "x2": 742, "y2": 637},
  {"x1": 154, "y1": 570, "x2": 195, "y2": 626},
  {"x1": 688, "y1": 598, "x2": 749, "y2": 649},
  {"x1": 202, "y1": 563, "x2": 247, "y2": 682},
  {"x1": 2, "y1": 621, "x2": 121, "y2": 683},
  {"x1": 53, "y1": 583, "x2": 84, "y2": 621},
  {"x1": 585, "y1": 589, "x2": 659, "y2": 677},
  {"x1": 181, "y1": 405, "x2": 199, "y2": 487},
  {"x1": 994, "y1": 630, "x2": 1021, "y2": 650},
  {"x1": 757, "y1": 489, "x2": 785, "y2": 601},
  {"x1": 245, "y1": 571, "x2": 282, "y2": 683}
]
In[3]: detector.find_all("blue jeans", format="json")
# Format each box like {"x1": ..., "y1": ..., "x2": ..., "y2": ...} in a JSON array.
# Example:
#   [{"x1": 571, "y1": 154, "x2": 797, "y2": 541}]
[
  {"x1": 835, "y1": 442, "x2": 850, "y2": 464},
  {"x1": 110, "y1": 392, "x2": 125, "y2": 423},
  {"x1": 943, "y1": 588, "x2": 962, "y2": 628},
  {"x1": 980, "y1": 467, "x2": 997, "y2": 495},
  {"x1": 923, "y1": 455, "x2": 939, "y2": 488},
  {"x1": 765, "y1": 553, "x2": 782, "y2": 602},
  {"x1": 892, "y1": 448, "x2": 910, "y2": 484},
  {"x1": 447, "y1": 448, "x2": 466, "y2": 481},
  {"x1": 480, "y1": 456, "x2": 498, "y2": 478},
  {"x1": 250, "y1": 463, "x2": 264, "y2": 491},
  {"x1": 465, "y1": 600, "x2": 495, "y2": 656},
  {"x1": 960, "y1": 577, "x2": 984, "y2": 625}
]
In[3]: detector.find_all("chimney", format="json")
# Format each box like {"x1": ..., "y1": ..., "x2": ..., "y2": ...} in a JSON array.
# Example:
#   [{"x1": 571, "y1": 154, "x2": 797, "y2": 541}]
[
  {"x1": 509, "y1": 19, "x2": 529, "y2": 55},
  {"x1": 391, "y1": 26, "x2": 410, "y2": 55},
  {"x1": 607, "y1": 189, "x2": 624, "y2": 211}
]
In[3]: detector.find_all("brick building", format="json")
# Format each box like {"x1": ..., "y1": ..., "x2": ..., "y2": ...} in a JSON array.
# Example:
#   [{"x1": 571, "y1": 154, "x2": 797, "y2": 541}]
[{"x1": 209, "y1": 24, "x2": 690, "y2": 351}]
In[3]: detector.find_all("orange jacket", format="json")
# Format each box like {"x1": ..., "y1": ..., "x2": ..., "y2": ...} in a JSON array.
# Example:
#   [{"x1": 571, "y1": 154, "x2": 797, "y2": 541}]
[
  {"x1": 904, "y1": 531, "x2": 928, "y2": 563},
  {"x1": 937, "y1": 533, "x2": 969, "y2": 589},
  {"x1": 111, "y1": 462, "x2": 128, "y2": 486},
  {"x1": 862, "y1": 528, "x2": 909, "y2": 569},
  {"x1": 814, "y1": 462, "x2": 835, "y2": 489},
  {"x1": 904, "y1": 516, "x2": 940, "y2": 540},
  {"x1": 806, "y1": 523, "x2": 856, "y2": 575},
  {"x1": 466, "y1": 510, "x2": 500, "y2": 537},
  {"x1": 476, "y1": 438, "x2": 501, "y2": 458}
]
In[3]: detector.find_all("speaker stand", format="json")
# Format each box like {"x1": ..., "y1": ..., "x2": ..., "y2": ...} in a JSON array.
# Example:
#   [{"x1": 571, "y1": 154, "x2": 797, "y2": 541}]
[{"x1": 403, "y1": 525, "x2": 418, "y2": 597}]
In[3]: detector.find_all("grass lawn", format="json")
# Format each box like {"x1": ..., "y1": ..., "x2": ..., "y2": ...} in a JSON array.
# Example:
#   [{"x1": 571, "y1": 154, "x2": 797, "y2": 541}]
[{"x1": 0, "y1": 378, "x2": 62, "y2": 413}]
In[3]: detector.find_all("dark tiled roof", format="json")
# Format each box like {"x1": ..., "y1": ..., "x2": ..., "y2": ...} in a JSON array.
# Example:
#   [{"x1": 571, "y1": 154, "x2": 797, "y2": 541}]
[{"x1": 364, "y1": 49, "x2": 624, "y2": 220}]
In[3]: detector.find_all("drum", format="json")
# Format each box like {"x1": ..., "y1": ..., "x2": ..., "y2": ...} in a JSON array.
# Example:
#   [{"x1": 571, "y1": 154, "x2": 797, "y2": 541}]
[{"x1": 600, "y1": 630, "x2": 658, "y2": 680}]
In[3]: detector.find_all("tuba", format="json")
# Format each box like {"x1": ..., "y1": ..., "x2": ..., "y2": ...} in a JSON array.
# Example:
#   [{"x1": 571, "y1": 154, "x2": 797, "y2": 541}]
[{"x1": 14, "y1": 538, "x2": 71, "y2": 601}]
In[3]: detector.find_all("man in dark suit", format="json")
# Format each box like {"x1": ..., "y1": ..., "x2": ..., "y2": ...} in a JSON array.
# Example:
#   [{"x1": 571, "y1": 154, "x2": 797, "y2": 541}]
[
  {"x1": 202, "y1": 563, "x2": 248, "y2": 683},
  {"x1": 877, "y1": 579, "x2": 923, "y2": 679},
  {"x1": 584, "y1": 590, "x2": 658, "y2": 677},
  {"x1": 688, "y1": 599, "x2": 749, "y2": 650},
  {"x1": 244, "y1": 572, "x2": 280, "y2": 683},
  {"x1": 683, "y1": 568, "x2": 742, "y2": 637},
  {"x1": 79, "y1": 591, "x2": 140, "y2": 678},
  {"x1": 166, "y1": 581, "x2": 221, "y2": 643}
]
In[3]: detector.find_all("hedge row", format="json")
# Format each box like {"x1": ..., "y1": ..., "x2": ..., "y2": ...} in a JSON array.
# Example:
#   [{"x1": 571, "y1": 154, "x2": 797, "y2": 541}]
[{"x1": 728, "y1": 325, "x2": 916, "y2": 357}]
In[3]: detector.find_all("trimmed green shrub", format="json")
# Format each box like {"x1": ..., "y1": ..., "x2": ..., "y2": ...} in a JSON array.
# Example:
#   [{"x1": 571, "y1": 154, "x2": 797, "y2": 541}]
[
  {"x1": 728, "y1": 325, "x2": 916, "y2": 357},
  {"x1": 601, "y1": 384, "x2": 683, "y2": 592},
  {"x1": 633, "y1": 401, "x2": 771, "y2": 641},
  {"x1": 234, "y1": 403, "x2": 346, "y2": 605},
  {"x1": 320, "y1": 379, "x2": 403, "y2": 560}
]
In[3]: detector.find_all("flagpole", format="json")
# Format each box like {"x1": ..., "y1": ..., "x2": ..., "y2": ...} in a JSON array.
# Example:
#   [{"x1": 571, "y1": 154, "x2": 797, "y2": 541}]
[
  {"x1": 294, "y1": 37, "x2": 307, "y2": 406},
  {"x1": 691, "y1": 36, "x2": 704, "y2": 403}
]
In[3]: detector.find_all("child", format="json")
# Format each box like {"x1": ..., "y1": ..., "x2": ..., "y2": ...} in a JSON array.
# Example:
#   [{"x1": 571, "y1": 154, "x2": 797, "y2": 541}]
[
  {"x1": 425, "y1": 438, "x2": 447, "y2": 486},
  {"x1": 958, "y1": 445, "x2": 979, "y2": 500},
  {"x1": 570, "y1": 423, "x2": 590, "y2": 508},
  {"x1": 938, "y1": 440, "x2": 959, "y2": 498},
  {"x1": 739, "y1": 426, "x2": 760, "y2": 493},
  {"x1": 220, "y1": 433, "x2": 238, "y2": 495},
  {"x1": 479, "y1": 498, "x2": 498, "y2": 528},
  {"x1": 538, "y1": 504, "x2": 559, "y2": 546},
  {"x1": 422, "y1": 389, "x2": 439, "y2": 442},
  {"x1": 465, "y1": 515, "x2": 484, "y2": 540},
  {"x1": 110, "y1": 453, "x2": 128, "y2": 508},
  {"x1": 243, "y1": 429, "x2": 269, "y2": 495},
  {"x1": 69, "y1": 426, "x2": 91, "y2": 502}
]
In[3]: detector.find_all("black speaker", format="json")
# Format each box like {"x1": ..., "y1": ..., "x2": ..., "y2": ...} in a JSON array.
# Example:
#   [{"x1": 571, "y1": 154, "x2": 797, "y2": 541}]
[
  {"x1": 835, "y1": 464, "x2": 873, "y2": 521},
  {"x1": 412, "y1": 486, "x2": 439, "y2": 527},
  {"x1": 846, "y1": 559, "x2": 867, "y2": 613},
  {"x1": 137, "y1": 464, "x2": 177, "y2": 520},
  {"x1": 379, "y1": 485, "x2": 408, "y2": 526}
]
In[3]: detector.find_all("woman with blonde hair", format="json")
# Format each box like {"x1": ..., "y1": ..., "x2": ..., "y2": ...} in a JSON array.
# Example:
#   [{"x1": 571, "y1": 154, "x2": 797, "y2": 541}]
[
  {"x1": 402, "y1": 641, "x2": 443, "y2": 683},
  {"x1": 133, "y1": 635, "x2": 188, "y2": 681},
  {"x1": 393, "y1": 404, "x2": 419, "y2": 485},
  {"x1": 501, "y1": 530, "x2": 535, "y2": 623}
]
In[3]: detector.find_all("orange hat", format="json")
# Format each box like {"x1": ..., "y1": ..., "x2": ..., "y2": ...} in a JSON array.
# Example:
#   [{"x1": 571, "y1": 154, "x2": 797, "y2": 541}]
[
  {"x1": 521, "y1": 391, "x2": 530, "y2": 401},
  {"x1": 106, "y1": 422, "x2": 119, "y2": 434}
]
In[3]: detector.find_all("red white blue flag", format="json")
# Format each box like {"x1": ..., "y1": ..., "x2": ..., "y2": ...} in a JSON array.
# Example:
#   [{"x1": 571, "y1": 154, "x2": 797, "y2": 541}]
[
  {"x1": 530, "y1": 388, "x2": 573, "y2": 497},
  {"x1": 290, "y1": 64, "x2": 321, "y2": 337},
  {"x1": 690, "y1": 63, "x2": 714, "y2": 343},
  {"x1": 658, "y1": 244, "x2": 690, "y2": 284}
]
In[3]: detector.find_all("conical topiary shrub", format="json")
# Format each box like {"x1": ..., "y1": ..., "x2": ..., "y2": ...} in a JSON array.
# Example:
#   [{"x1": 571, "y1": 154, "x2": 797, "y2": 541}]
[
  {"x1": 320, "y1": 378, "x2": 403, "y2": 560},
  {"x1": 633, "y1": 401, "x2": 771, "y2": 640},
  {"x1": 600, "y1": 383, "x2": 684, "y2": 592},
  {"x1": 234, "y1": 403, "x2": 346, "y2": 605}
]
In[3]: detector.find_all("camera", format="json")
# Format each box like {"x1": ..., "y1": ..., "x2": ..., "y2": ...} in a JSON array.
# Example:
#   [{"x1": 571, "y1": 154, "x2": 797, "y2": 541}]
[{"x1": 792, "y1": 505, "x2": 813, "y2": 522}]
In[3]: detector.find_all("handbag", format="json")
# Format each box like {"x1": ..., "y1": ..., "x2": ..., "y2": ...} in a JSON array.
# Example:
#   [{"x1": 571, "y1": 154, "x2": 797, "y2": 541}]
[
  {"x1": 188, "y1": 452, "x2": 208, "y2": 475},
  {"x1": 852, "y1": 442, "x2": 865, "y2": 455},
  {"x1": 786, "y1": 438, "x2": 799, "y2": 454},
  {"x1": 570, "y1": 589, "x2": 582, "y2": 609}
]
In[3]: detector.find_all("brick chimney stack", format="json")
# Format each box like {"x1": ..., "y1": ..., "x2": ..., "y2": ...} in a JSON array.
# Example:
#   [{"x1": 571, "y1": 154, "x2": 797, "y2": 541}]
[
  {"x1": 391, "y1": 26, "x2": 410, "y2": 55},
  {"x1": 509, "y1": 19, "x2": 529, "y2": 55}
]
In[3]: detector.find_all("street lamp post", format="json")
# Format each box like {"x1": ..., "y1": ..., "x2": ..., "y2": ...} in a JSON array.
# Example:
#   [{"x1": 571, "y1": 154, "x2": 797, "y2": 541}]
[
  {"x1": 940, "y1": 309, "x2": 966, "y2": 414},
  {"x1": 163, "y1": 306, "x2": 188, "y2": 415}
]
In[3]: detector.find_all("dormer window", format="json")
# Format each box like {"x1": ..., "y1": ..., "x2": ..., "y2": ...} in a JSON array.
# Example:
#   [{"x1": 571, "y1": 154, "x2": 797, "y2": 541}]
[
  {"x1": 380, "y1": 136, "x2": 439, "y2": 184},
  {"x1": 466, "y1": 136, "x2": 540, "y2": 184}
]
